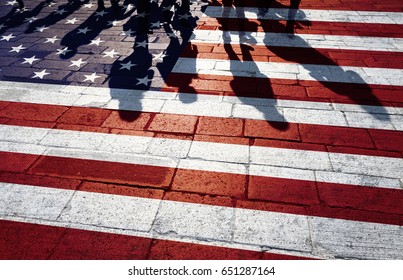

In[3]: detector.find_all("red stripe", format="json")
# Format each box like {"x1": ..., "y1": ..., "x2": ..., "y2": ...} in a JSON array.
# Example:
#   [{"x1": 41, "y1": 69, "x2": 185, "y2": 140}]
[
  {"x1": 164, "y1": 73, "x2": 403, "y2": 107},
  {"x1": 1, "y1": 154, "x2": 402, "y2": 226},
  {"x1": 28, "y1": 154, "x2": 175, "y2": 189},
  {"x1": 181, "y1": 43, "x2": 403, "y2": 69},
  {"x1": 209, "y1": 0, "x2": 403, "y2": 12},
  {"x1": 0, "y1": 100, "x2": 403, "y2": 158},
  {"x1": 198, "y1": 18, "x2": 403, "y2": 38},
  {"x1": 1, "y1": 102, "x2": 402, "y2": 157},
  {"x1": 0, "y1": 220, "x2": 311, "y2": 260},
  {"x1": 249, "y1": 176, "x2": 403, "y2": 215}
]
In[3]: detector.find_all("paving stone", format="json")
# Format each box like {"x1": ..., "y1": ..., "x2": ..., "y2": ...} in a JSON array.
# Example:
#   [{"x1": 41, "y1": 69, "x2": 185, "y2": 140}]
[
  {"x1": 148, "y1": 113, "x2": 198, "y2": 134},
  {"x1": 0, "y1": 102, "x2": 69, "y2": 121},
  {"x1": 248, "y1": 175, "x2": 320, "y2": 205},
  {"x1": 58, "y1": 107, "x2": 112, "y2": 126},
  {"x1": 196, "y1": 116, "x2": 244, "y2": 137},
  {"x1": 172, "y1": 169, "x2": 246, "y2": 198}
]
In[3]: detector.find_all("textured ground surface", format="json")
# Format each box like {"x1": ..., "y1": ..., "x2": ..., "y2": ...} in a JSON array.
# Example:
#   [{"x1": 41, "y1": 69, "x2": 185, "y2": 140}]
[{"x1": 0, "y1": 0, "x2": 402, "y2": 260}]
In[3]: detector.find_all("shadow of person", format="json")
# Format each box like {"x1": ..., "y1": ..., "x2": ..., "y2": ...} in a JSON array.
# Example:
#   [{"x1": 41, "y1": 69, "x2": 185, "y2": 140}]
[
  {"x1": 107, "y1": 32, "x2": 154, "y2": 122},
  {"x1": 216, "y1": 0, "x2": 289, "y2": 130},
  {"x1": 284, "y1": 0, "x2": 303, "y2": 33},
  {"x1": 157, "y1": 8, "x2": 198, "y2": 104},
  {"x1": 259, "y1": 0, "x2": 389, "y2": 121},
  {"x1": 0, "y1": 1, "x2": 47, "y2": 35},
  {"x1": 97, "y1": 0, "x2": 120, "y2": 14},
  {"x1": 226, "y1": 42, "x2": 290, "y2": 130},
  {"x1": 24, "y1": 0, "x2": 86, "y2": 34},
  {"x1": 58, "y1": 3, "x2": 135, "y2": 59}
]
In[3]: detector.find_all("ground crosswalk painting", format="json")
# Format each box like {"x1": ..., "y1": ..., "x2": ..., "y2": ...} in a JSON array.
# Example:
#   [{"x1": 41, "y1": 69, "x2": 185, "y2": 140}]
[{"x1": 0, "y1": 0, "x2": 402, "y2": 260}]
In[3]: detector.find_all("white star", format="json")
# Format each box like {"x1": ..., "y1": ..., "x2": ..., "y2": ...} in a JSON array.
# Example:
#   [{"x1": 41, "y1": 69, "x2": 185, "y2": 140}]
[
  {"x1": 89, "y1": 37, "x2": 104, "y2": 46},
  {"x1": 1, "y1": 34, "x2": 16, "y2": 42},
  {"x1": 135, "y1": 40, "x2": 148, "y2": 48},
  {"x1": 162, "y1": 5, "x2": 173, "y2": 12},
  {"x1": 152, "y1": 52, "x2": 167, "y2": 61},
  {"x1": 56, "y1": 47, "x2": 72, "y2": 56},
  {"x1": 22, "y1": 55, "x2": 40, "y2": 65},
  {"x1": 24, "y1": 16, "x2": 38, "y2": 23},
  {"x1": 55, "y1": 8, "x2": 67, "y2": 15},
  {"x1": 69, "y1": 58, "x2": 86, "y2": 68},
  {"x1": 179, "y1": 14, "x2": 191, "y2": 20},
  {"x1": 137, "y1": 12, "x2": 148, "y2": 18},
  {"x1": 167, "y1": 32, "x2": 176, "y2": 38},
  {"x1": 95, "y1": 10, "x2": 108, "y2": 17},
  {"x1": 66, "y1": 18, "x2": 79, "y2": 24},
  {"x1": 46, "y1": 1, "x2": 57, "y2": 7},
  {"x1": 107, "y1": 20, "x2": 120, "y2": 26},
  {"x1": 32, "y1": 69, "x2": 50, "y2": 79},
  {"x1": 9, "y1": 45, "x2": 26, "y2": 53},
  {"x1": 136, "y1": 76, "x2": 152, "y2": 86},
  {"x1": 77, "y1": 27, "x2": 92, "y2": 34},
  {"x1": 103, "y1": 49, "x2": 119, "y2": 58},
  {"x1": 44, "y1": 36, "x2": 59, "y2": 44},
  {"x1": 83, "y1": 72, "x2": 100, "y2": 83},
  {"x1": 120, "y1": 29, "x2": 135, "y2": 36},
  {"x1": 150, "y1": 21, "x2": 160, "y2": 29},
  {"x1": 17, "y1": 7, "x2": 28, "y2": 12},
  {"x1": 119, "y1": 61, "x2": 137, "y2": 70},
  {"x1": 123, "y1": 4, "x2": 134, "y2": 11},
  {"x1": 6, "y1": 1, "x2": 17, "y2": 6},
  {"x1": 84, "y1": 3, "x2": 94, "y2": 9},
  {"x1": 34, "y1": 25, "x2": 49, "y2": 32}
]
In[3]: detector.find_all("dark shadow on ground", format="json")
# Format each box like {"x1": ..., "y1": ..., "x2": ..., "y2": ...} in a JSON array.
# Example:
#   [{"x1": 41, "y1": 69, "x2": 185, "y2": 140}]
[
  {"x1": 207, "y1": 0, "x2": 289, "y2": 130},
  {"x1": 0, "y1": 1, "x2": 47, "y2": 35},
  {"x1": 58, "y1": 2, "x2": 135, "y2": 59},
  {"x1": 106, "y1": 0, "x2": 198, "y2": 122},
  {"x1": 24, "y1": 0, "x2": 87, "y2": 34},
  {"x1": 258, "y1": 0, "x2": 389, "y2": 121}
]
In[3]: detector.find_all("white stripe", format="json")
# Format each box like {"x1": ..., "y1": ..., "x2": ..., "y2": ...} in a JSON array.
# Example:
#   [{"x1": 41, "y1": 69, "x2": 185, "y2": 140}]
[
  {"x1": 203, "y1": 6, "x2": 403, "y2": 24},
  {"x1": 1, "y1": 183, "x2": 402, "y2": 259},
  {"x1": 191, "y1": 30, "x2": 403, "y2": 52},
  {"x1": 172, "y1": 57, "x2": 403, "y2": 86},
  {"x1": 1, "y1": 139, "x2": 400, "y2": 190},
  {"x1": 0, "y1": 81, "x2": 401, "y2": 131},
  {"x1": 1, "y1": 124, "x2": 402, "y2": 182}
]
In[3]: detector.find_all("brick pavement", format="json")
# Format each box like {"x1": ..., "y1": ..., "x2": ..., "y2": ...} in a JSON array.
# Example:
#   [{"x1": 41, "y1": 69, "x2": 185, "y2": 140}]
[{"x1": 0, "y1": 0, "x2": 402, "y2": 260}]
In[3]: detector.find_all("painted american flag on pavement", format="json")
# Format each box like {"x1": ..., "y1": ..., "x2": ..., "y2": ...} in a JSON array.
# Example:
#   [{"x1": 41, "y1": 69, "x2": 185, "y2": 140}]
[{"x1": 0, "y1": 0, "x2": 402, "y2": 259}]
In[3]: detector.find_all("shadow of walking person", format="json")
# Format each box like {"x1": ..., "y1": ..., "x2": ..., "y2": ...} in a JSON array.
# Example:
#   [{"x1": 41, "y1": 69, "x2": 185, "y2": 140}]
[
  {"x1": 0, "y1": 1, "x2": 47, "y2": 35},
  {"x1": 259, "y1": 0, "x2": 390, "y2": 121},
  {"x1": 157, "y1": 10, "x2": 198, "y2": 104},
  {"x1": 226, "y1": 42, "x2": 290, "y2": 130},
  {"x1": 58, "y1": 3, "x2": 135, "y2": 59},
  {"x1": 107, "y1": 32, "x2": 154, "y2": 122},
  {"x1": 24, "y1": 0, "x2": 84, "y2": 34},
  {"x1": 217, "y1": 0, "x2": 289, "y2": 130}
]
